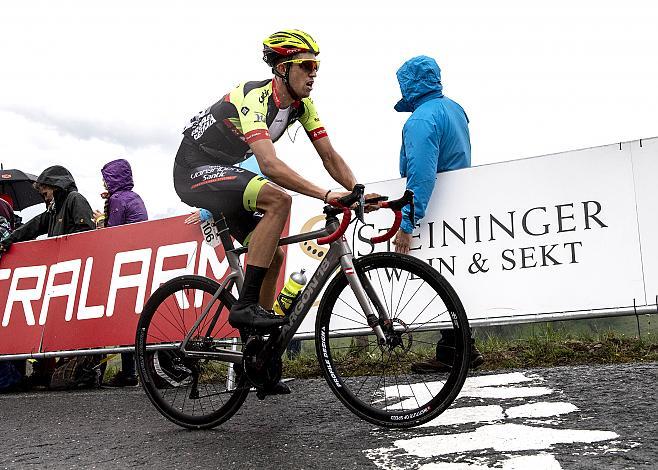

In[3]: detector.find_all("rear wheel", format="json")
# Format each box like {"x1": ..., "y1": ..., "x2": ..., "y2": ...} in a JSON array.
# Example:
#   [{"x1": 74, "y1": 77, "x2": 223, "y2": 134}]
[
  {"x1": 315, "y1": 253, "x2": 470, "y2": 428},
  {"x1": 135, "y1": 275, "x2": 249, "y2": 429}
]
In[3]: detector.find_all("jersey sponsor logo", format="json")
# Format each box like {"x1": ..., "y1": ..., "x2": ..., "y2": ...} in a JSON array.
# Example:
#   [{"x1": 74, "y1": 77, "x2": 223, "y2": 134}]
[
  {"x1": 245, "y1": 129, "x2": 271, "y2": 144},
  {"x1": 241, "y1": 106, "x2": 249, "y2": 116},
  {"x1": 191, "y1": 113, "x2": 217, "y2": 140},
  {"x1": 182, "y1": 107, "x2": 211, "y2": 133},
  {"x1": 254, "y1": 112, "x2": 266, "y2": 123},
  {"x1": 190, "y1": 166, "x2": 245, "y2": 181},
  {"x1": 190, "y1": 175, "x2": 238, "y2": 189},
  {"x1": 259, "y1": 89, "x2": 270, "y2": 104},
  {"x1": 308, "y1": 127, "x2": 327, "y2": 141}
]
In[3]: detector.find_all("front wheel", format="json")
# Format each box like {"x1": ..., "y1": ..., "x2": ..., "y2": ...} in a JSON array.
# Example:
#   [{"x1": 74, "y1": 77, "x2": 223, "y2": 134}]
[{"x1": 315, "y1": 252, "x2": 470, "y2": 428}]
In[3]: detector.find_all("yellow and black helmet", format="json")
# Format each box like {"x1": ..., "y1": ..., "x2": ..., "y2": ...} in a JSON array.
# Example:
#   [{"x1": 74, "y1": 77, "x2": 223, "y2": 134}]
[{"x1": 263, "y1": 29, "x2": 320, "y2": 67}]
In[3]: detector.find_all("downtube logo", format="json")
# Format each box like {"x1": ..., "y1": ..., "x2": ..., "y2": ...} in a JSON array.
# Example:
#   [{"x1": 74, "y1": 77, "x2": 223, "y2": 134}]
[{"x1": 320, "y1": 326, "x2": 341, "y2": 388}]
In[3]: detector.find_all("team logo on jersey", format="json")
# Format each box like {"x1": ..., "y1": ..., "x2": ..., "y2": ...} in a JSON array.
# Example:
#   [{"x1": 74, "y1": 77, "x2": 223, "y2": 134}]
[
  {"x1": 254, "y1": 112, "x2": 266, "y2": 123},
  {"x1": 241, "y1": 106, "x2": 249, "y2": 116},
  {"x1": 259, "y1": 89, "x2": 270, "y2": 104},
  {"x1": 191, "y1": 114, "x2": 216, "y2": 140}
]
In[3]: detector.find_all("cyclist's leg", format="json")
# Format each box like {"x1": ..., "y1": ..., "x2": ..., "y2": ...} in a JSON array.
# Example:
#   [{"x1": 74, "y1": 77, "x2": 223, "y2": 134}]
[
  {"x1": 225, "y1": 214, "x2": 284, "y2": 310},
  {"x1": 173, "y1": 159, "x2": 288, "y2": 330},
  {"x1": 240, "y1": 183, "x2": 291, "y2": 267},
  {"x1": 228, "y1": 182, "x2": 291, "y2": 328},
  {"x1": 234, "y1": 184, "x2": 286, "y2": 310},
  {"x1": 259, "y1": 247, "x2": 284, "y2": 310}
]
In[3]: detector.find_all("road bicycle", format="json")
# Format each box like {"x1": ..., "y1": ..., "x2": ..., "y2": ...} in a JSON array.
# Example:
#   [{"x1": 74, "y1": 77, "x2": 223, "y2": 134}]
[{"x1": 135, "y1": 185, "x2": 471, "y2": 429}]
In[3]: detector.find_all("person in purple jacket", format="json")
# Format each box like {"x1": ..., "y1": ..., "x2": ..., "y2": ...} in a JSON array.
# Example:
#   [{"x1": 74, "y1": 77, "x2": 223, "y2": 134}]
[
  {"x1": 95, "y1": 159, "x2": 149, "y2": 228},
  {"x1": 95, "y1": 158, "x2": 148, "y2": 387}
]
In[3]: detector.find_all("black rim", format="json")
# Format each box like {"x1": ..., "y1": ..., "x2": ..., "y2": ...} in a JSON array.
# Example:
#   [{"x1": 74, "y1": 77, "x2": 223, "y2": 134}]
[
  {"x1": 136, "y1": 276, "x2": 249, "y2": 428},
  {"x1": 316, "y1": 254, "x2": 470, "y2": 426}
]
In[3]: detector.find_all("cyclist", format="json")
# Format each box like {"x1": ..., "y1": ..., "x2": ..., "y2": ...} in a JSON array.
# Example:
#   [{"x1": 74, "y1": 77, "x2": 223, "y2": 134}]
[{"x1": 173, "y1": 30, "x2": 370, "y2": 333}]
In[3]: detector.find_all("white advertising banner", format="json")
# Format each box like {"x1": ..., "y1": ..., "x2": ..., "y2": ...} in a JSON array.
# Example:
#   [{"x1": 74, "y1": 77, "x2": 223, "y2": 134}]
[{"x1": 286, "y1": 139, "x2": 656, "y2": 334}]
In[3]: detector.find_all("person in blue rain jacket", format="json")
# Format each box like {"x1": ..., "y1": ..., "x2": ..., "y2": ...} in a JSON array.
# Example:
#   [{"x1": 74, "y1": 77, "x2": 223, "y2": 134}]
[{"x1": 392, "y1": 55, "x2": 483, "y2": 373}]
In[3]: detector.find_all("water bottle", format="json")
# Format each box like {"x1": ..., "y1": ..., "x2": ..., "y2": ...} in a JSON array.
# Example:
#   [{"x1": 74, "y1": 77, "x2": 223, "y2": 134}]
[{"x1": 273, "y1": 269, "x2": 307, "y2": 316}]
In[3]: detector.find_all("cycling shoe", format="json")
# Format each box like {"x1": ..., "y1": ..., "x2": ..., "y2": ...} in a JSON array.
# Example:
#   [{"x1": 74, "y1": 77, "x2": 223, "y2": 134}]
[
  {"x1": 256, "y1": 380, "x2": 291, "y2": 400},
  {"x1": 229, "y1": 303, "x2": 288, "y2": 331}
]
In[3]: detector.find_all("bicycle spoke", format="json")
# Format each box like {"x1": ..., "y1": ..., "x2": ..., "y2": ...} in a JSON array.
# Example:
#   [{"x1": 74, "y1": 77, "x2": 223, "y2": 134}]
[
  {"x1": 393, "y1": 269, "x2": 411, "y2": 319},
  {"x1": 374, "y1": 268, "x2": 391, "y2": 318},
  {"x1": 330, "y1": 311, "x2": 369, "y2": 327},
  {"x1": 318, "y1": 254, "x2": 470, "y2": 427},
  {"x1": 394, "y1": 281, "x2": 425, "y2": 320},
  {"x1": 336, "y1": 296, "x2": 369, "y2": 322},
  {"x1": 137, "y1": 277, "x2": 249, "y2": 428}
]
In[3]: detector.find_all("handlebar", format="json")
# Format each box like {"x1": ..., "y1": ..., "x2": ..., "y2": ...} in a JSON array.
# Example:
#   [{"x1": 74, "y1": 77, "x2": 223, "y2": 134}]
[{"x1": 316, "y1": 185, "x2": 415, "y2": 245}]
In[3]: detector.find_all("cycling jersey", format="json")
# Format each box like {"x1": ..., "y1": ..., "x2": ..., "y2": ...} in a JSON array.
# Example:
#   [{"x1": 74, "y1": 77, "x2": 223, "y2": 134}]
[
  {"x1": 178, "y1": 79, "x2": 327, "y2": 168},
  {"x1": 174, "y1": 77, "x2": 328, "y2": 244}
]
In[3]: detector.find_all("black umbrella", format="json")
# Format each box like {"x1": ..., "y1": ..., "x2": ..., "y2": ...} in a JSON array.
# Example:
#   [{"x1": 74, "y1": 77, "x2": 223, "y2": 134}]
[{"x1": 0, "y1": 169, "x2": 42, "y2": 211}]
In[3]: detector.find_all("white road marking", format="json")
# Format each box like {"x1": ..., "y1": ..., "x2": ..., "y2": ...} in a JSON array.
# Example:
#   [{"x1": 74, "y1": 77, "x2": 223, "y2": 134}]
[
  {"x1": 419, "y1": 405, "x2": 504, "y2": 427},
  {"x1": 505, "y1": 401, "x2": 578, "y2": 419},
  {"x1": 419, "y1": 453, "x2": 562, "y2": 469},
  {"x1": 365, "y1": 371, "x2": 620, "y2": 469},
  {"x1": 396, "y1": 423, "x2": 618, "y2": 457}
]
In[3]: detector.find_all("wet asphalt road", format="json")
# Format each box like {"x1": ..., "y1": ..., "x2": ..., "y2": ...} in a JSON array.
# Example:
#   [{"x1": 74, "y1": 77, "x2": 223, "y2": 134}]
[{"x1": 0, "y1": 362, "x2": 656, "y2": 469}]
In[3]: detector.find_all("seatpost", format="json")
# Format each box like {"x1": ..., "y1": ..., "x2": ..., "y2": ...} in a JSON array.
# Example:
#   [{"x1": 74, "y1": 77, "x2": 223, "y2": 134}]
[{"x1": 214, "y1": 213, "x2": 244, "y2": 290}]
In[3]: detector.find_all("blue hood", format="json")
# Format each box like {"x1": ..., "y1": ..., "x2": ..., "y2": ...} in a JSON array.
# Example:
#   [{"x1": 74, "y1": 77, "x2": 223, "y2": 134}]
[{"x1": 394, "y1": 55, "x2": 443, "y2": 112}]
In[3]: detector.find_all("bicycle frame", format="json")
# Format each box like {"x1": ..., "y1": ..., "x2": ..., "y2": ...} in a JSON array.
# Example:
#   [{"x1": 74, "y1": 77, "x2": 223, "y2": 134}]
[{"x1": 179, "y1": 212, "x2": 391, "y2": 364}]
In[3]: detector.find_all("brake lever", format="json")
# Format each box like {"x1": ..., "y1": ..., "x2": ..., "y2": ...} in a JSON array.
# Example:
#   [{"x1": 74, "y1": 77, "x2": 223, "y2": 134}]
[{"x1": 356, "y1": 192, "x2": 365, "y2": 223}]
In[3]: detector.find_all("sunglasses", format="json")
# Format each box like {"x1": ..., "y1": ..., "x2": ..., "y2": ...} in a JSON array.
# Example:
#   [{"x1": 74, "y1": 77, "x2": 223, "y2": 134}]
[{"x1": 279, "y1": 58, "x2": 320, "y2": 73}]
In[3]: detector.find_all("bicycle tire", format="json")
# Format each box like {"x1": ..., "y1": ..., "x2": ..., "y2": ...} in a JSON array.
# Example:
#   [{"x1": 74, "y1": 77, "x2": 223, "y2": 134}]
[
  {"x1": 135, "y1": 275, "x2": 249, "y2": 429},
  {"x1": 315, "y1": 252, "x2": 470, "y2": 428}
]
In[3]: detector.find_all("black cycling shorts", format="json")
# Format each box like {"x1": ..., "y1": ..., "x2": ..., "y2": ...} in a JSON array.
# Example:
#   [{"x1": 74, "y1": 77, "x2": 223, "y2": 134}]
[{"x1": 173, "y1": 140, "x2": 268, "y2": 244}]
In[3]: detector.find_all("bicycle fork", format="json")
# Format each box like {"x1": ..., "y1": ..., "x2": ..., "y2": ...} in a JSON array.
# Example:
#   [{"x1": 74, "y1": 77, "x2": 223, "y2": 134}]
[{"x1": 339, "y1": 254, "x2": 390, "y2": 345}]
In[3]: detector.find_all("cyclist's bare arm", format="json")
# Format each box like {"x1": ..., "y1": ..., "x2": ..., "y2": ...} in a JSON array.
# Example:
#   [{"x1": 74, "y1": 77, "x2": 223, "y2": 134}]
[
  {"x1": 250, "y1": 139, "x2": 349, "y2": 200},
  {"x1": 312, "y1": 137, "x2": 357, "y2": 191},
  {"x1": 313, "y1": 137, "x2": 381, "y2": 209}
]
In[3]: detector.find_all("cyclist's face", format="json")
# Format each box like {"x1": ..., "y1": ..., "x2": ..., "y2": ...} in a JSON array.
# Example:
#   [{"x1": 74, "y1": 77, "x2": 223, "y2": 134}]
[{"x1": 285, "y1": 52, "x2": 318, "y2": 98}]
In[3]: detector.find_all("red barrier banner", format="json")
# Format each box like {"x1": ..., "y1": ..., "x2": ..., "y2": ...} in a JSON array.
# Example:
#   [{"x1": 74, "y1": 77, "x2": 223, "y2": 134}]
[{"x1": 0, "y1": 215, "x2": 286, "y2": 356}]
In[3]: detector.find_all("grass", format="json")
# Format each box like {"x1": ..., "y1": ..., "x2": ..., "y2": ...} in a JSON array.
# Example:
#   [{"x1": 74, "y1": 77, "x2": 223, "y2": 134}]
[
  {"x1": 476, "y1": 329, "x2": 658, "y2": 370},
  {"x1": 281, "y1": 327, "x2": 658, "y2": 379},
  {"x1": 101, "y1": 318, "x2": 658, "y2": 381}
]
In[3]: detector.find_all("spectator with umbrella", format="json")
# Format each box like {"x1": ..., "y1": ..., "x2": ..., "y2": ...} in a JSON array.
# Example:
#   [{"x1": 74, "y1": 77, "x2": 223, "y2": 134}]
[
  {"x1": 0, "y1": 165, "x2": 96, "y2": 388},
  {"x1": 0, "y1": 168, "x2": 42, "y2": 212},
  {"x1": 0, "y1": 165, "x2": 95, "y2": 251},
  {"x1": 0, "y1": 193, "x2": 30, "y2": 392}
]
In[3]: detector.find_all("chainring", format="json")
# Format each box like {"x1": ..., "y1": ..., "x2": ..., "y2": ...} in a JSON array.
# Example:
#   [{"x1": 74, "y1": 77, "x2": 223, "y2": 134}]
[{"x1": 242, "y1": 335, "x2": 282, "y2": 390}]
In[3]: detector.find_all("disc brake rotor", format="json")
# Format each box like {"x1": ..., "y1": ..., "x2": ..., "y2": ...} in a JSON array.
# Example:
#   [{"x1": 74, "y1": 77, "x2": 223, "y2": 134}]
[{"x1": 381, "y1": 318, "x2": 413, "y2": 353}]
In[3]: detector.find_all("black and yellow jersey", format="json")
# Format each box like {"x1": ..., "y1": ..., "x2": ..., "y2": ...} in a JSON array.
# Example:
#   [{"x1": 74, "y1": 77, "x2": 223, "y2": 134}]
[{"x1": 180, "y1": 79, "x2": 327, "y2": 167}]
